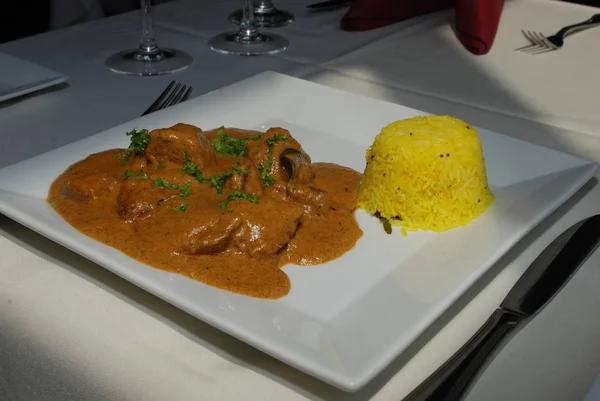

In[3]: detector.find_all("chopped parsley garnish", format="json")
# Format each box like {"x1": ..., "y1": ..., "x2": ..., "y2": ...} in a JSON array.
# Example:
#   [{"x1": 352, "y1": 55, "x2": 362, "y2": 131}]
[
  {"x1": 124, "y1": 169, "x2": 150, "y2": 180},
  {"x1": 258, "y1": 165, "x2": 275, "y2": 187},
  {"x1": 208, "y1": 170, "x2": 234, "y2": 196},
  {"x1": 127, "y1": 128, "x2": 151, "y2": 153},
  {"x1": 257, "y1": 149, "x2": 275, "y2": 187},
  {"x1": 213, "y1": 126, "x2": 247, "y2": 157},
  {"x1": 256, "y1": 132, "x2": 289, "y2": 187},
  {"x1": 219, "y1": 189, "x2": 259, "y2": 210},
  {"x1": 206, "y1": 163, "x2": 249, "y2": 195},
  {"x1": 153, "y1": 177, "x2": 192, "y2": 198},
  {"x1": 157, "y1": 164, "x2": 167, "y2": 170},
  {"x1": 291, "y1": 185, "x2": 299, "y2": 191},
  {"x1": 119, "y1": 128, "x2": 151, "y2": 163},
  {"x1": 250, "y1": 133, "x2": 263, "y2": 141},
  {"x1": 179, "y1": 182, "x2": 192, "y2": 199},
  {"x1": 126, "y1": 169, "x2": 192, "y2": 204},
  {"x1": 232, "y1": 162, "x2": 250, "y2": 175},
  {"x1": 152, "y1": 176, "x2": 179, "y2": 189},
  {"x1": 265, "y1": 133, "x2": 289, "y2": 146},
  {"x1": 173, "y1": 202, "x2": 188, "y2": 213},
  {"x1": 179, "y1": 152, "x2": 248, "y2": 195},
  {"x1": 179, "y1": 151, "x2": 206, "y2": 182}
]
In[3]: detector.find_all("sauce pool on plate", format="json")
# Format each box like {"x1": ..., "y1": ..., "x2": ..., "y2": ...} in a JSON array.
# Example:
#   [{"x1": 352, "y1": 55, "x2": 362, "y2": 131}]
[{"x1": 47, "y1": 124, "x2": 363, "y2": 299}]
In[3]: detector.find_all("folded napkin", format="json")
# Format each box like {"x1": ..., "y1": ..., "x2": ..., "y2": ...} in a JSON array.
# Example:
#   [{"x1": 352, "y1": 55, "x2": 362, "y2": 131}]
[{"x1": 341, "y1": 0, "x2": 505, "y2": 55}]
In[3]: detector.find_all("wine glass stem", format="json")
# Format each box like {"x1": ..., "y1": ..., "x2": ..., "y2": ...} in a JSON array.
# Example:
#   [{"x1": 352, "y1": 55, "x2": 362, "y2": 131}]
[
  {"x1": 240, "y1": 0, "x2": 260, "y2": 40},
  {"x1": 139, "y1": 0, "x2": 159, "y2": 55}
]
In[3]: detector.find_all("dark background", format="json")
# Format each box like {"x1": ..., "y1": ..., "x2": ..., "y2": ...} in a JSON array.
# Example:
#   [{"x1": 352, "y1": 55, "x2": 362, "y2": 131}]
[{"x1": 0, "y1": 0, "x2": 142, "y2": 44}]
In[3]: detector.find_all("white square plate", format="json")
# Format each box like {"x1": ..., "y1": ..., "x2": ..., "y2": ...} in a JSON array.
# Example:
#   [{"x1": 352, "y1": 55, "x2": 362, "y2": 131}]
[
  {"x1": 0, "y1": 52, "x2": 68, "y2": 103},
  {"x1": 0, "y1": 72, "x2": 596, "y2": 391}
]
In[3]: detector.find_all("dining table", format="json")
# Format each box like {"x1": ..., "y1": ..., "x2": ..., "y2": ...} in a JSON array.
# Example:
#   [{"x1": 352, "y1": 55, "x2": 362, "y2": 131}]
[{"x1": 2, "y1": 0, "x2": 600, "y2": 400}]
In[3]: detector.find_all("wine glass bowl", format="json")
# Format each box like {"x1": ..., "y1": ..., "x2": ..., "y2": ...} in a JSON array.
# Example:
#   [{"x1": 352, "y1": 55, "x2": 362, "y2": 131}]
[
  {"x1": 106, "y1": 0, "x2": 192, "y2": 76},
  {"x1": 229, "y1": 0, "x2": 295, "y2": 28}
]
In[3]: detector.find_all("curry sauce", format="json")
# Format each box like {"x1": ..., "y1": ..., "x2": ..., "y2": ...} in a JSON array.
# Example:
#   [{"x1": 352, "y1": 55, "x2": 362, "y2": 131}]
[{"x1": 47, "y1": 124, "x2": 363, "y2": 299}]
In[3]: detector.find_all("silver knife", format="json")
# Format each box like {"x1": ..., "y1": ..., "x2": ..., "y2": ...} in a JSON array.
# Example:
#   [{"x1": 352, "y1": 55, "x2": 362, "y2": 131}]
[{"x1": 403, "y1": 214, "x2": 600, "y2": 401}]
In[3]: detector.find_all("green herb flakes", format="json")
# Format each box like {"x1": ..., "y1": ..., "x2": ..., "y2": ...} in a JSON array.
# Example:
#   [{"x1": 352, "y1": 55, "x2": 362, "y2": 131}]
[
  {"x1": 265, "y1": 133, "x2": 288, "y2": 146},
  {"x1": 213, "y1": 126, "x2": 247, "y2": 157},
  {"x1": 179, "y1": 182, "x2": 192, "y2": 199},
  {"x1": 258, "y1": 148, "x2": 275, "y2": 187},
  {"x1": 124, "y1": 169, "x2": 149, "y2": 180},
  {"x1": 153, "y1": 176, "x2": 179, "y2": 189},
  {"x1": 173, "y1": 202, "x2": 188, "y2": 213},
  {"x1": 208, "y1": 171, "x2": 234, "y2": 196},
  {"x1": 219, "y1": 189, "x2": 259, "y2": 210},
  {"x1": 232, "y1": 162, "x2": 250, "y2": 175},
  {"x1": 179, "y1": 151, "x2": 206, "y2": 182}
]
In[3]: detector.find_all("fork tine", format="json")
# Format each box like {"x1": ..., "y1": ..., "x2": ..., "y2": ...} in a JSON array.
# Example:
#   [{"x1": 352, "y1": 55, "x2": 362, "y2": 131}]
[
  {"x1": 522, "y1": 44, "x2": 543, "y2": 54},
  {"x1": 538, "y1": 32, "x2": 558, "y2": 50},
  {"x1": 524, "y1": 35, "x2": 556, "y2": 55},
  {"x1": 527, "y1": 30, "x2": 545, "y2": 47},
  {"x1": 516, "y1": 30, "x2": 538, "y2": 49},
  {"x1": 167, "y1": 85, "x2": 187, "y2": 107},
  {"x1": 523, "y1": 47, "x2": 548, "y2": 54},
  {"x1": 141, "y1": 80, "x2": 175, "y2": 116},
  {"x1": 516, "y1": 30, "x2": 541, "y2": 52},
  {"x1": 532, "y1": 31, "x2": 555, "y2": 50},
  {"x1": 181, "y1": 86, "x2": 193, "y2": 102},
  {"x1": 529, "y1": 46, "x2": 556, "y2": 55},
  {"x1": 516, "y1": 43, "x2": 537, "y2": 51},
  {"x1": 159, "y1": 82, "x2": 182, "y2": 111},
  {"x1": 515, "y1": 43, "x2": 536, "y2": 51},
  {"x1": 522, "y1": 31, "x2": 553, "y2": 53}
]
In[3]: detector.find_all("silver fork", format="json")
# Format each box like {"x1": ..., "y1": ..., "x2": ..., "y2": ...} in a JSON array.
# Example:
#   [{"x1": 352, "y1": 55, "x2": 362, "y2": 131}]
[
  {"x1": 141, "y1": 81, "x2": 193, "y2": 116},
  {"x1": 517, "y1": 14, "x2": 600, "y2": 54}
]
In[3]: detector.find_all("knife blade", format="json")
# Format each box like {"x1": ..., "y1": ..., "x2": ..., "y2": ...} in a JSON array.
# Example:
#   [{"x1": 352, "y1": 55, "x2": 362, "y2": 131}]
[{"x1": 403, "y1": 214, "x2": 600, "y2": 401}]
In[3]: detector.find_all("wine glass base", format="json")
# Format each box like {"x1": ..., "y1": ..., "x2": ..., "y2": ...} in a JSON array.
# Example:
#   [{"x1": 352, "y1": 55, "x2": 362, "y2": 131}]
[
  {"x1": 209, "y1": 32, "x2": 289, "y2": 56},
  {"x1": 106, "y1": 48, "x2": 193, "y2": 76},
  {"x1": 229, "y1": 8, "x2": 295, "y2": 28}
]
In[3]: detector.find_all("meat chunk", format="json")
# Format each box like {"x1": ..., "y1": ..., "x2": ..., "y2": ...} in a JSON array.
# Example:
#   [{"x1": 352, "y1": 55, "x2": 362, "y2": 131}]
[
  {"x1": 232, "y1": 200, "x2": 304, "y2": 257},
  {"x1": 287, "y1": 184, "x2": 330, "y2": 212},
  {"x1": 55, "y1": 151, "x2": 122, "y2": 202},
  {"x1": 144, "y1": 123, "x2": 216, "y2": 169},
  {"x1": 180, "y1": 214, "x2": 242, "y2": 255},
  {"x1": 226, "y1": 161, "x2": 264, "y2": 196},
  {"x1": 116, "y1": 178, "x2": 170, "y2": 221},
  {"x1": 60, "y1": 172, "x2": 119, "y2": 202}
]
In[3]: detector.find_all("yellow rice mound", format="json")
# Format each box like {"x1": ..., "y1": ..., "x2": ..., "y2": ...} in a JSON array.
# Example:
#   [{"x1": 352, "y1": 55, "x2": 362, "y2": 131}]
[{"x1": 358, "y1": 115, "x2": 495, "y2": 233}]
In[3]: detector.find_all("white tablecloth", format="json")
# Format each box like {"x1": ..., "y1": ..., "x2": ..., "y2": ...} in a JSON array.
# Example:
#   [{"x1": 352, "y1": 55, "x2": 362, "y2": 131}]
[{"x1": 1, "y1": 1, "x2": 600, "y2": 400}]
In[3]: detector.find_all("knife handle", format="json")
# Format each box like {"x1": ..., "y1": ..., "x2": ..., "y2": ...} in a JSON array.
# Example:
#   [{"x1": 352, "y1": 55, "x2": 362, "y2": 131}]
[{"x1": 402, "y1": 309, "x2": 523, "y2": 401}]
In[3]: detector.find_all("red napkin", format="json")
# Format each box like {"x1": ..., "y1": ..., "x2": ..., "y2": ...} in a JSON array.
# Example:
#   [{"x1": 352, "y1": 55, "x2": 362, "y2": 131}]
[{"x1": 340, "y1": 0, "x2": 505, "y2": 55}]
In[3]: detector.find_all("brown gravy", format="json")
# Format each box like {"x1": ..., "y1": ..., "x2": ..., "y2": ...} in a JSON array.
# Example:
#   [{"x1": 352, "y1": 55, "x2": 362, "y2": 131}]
[{"x1": 47, "y1": 124, "x2": 363, "y2": 299}]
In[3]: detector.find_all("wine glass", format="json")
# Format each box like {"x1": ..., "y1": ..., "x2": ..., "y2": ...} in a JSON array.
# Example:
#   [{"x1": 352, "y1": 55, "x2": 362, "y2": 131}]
[
  {"x1": 229, "y1": 0, "x2": 295, "y2": 28},
  {"x1": 106, "y1": 0, "x2": 193, "y2": 76},
  {"x1": 209, "y1": 0, "x2": 289, "y2": 56}
]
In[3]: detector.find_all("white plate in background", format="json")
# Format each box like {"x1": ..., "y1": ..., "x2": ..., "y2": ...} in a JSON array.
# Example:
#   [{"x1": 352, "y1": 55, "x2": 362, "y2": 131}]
[{"x1": 0, "y1": 52, "x2": 68, "y2": 103}]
